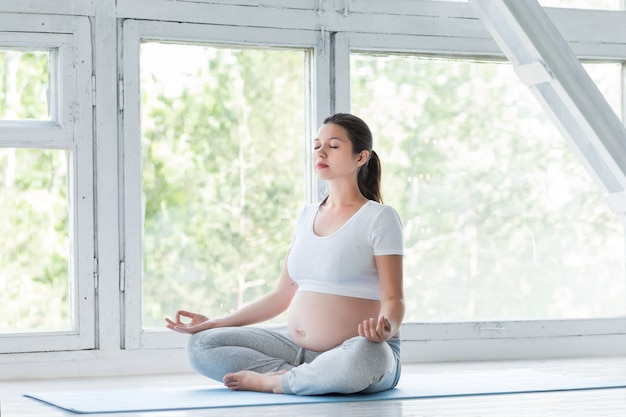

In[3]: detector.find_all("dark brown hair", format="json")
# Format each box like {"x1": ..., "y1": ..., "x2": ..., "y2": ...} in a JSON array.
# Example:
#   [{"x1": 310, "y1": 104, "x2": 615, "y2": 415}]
[{"x1": 323, "y1": 113, "x2": 382, "y2": 203}]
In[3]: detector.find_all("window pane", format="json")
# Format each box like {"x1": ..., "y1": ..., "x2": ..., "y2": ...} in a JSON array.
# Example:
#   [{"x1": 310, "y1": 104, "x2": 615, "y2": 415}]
[
  {"x1": 584, "y1": 62, "x2": 623, "y2": 117},
  {"x1": 351, "y1": 54, "x2": 626, "y2": 322},
  {"x1": 0, "y1": 49, "x2": 51, "y2": 121},
  {"x1": 140, "y1": 42, "x2": 306, "y2": 328},
  {"x1": 0, "y1": 148, "x2": 71, "y2": 332}
]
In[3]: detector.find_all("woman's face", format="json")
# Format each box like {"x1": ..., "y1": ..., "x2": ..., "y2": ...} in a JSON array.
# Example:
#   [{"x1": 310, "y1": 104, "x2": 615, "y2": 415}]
[{"x1": 313, "y1": 123, "x2": 367, "y2": 181}]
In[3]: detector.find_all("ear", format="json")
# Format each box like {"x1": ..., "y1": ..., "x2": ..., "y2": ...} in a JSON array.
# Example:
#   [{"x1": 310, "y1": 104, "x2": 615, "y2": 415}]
[{"x1": 356, "y1": 150, "x2": 370, "y2": 167}]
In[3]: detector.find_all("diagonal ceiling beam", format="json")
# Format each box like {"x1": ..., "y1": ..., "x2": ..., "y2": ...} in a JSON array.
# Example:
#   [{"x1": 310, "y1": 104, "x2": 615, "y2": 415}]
[{"x1": 469, "y1": 0, "x2": 626, "y2": 214}]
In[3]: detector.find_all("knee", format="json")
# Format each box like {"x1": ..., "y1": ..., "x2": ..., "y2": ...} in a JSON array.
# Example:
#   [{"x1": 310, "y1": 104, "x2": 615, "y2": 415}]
[
  {"x1": 186, "y1": 329, "x2": 208, "y2": 352},
  {"x1": 185, "y1": 329, "x2": 231, "y2": 379},
  {"x1": 343, "y1": 337, "x2": 389, "y2": 373},
  {"x1": 185, "y1": 329, "x2": 222, "y2": 363}
]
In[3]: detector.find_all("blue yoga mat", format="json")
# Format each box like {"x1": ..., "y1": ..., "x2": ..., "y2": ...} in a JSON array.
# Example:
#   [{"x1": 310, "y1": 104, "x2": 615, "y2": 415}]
[{"x1": 24, "y1": 369, "x2": 626, "y2": 414}]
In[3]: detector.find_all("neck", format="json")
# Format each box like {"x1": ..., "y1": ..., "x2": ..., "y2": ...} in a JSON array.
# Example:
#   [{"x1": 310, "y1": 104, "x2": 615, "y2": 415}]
[{"x1": 323, "y1": 181, "x2": 367, "y2": 207}]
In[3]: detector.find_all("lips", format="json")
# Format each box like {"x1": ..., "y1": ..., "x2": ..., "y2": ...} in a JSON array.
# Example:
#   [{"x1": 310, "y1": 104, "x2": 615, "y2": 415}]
[{"x1": 316, "y1": 163, "x2": 328, "y2": 169}]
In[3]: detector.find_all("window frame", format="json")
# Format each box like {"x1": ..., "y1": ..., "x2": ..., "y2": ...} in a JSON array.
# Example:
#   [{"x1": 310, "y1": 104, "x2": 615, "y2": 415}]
[
  {"x1": 120, "y1": 18, "x2": 325, "y2": 349},
  {"x1": 0, "y1": 14, "x2": 95, "y2": 354},
  {"x1": 120, "y1": 13, "x2": 626, "y2": 357},
  {"x1": 340, "y1": 28, "x2": 626, "y2": 361},
  {"x1": 1, "y1": 0, "x2": 625, "y2": 377}
]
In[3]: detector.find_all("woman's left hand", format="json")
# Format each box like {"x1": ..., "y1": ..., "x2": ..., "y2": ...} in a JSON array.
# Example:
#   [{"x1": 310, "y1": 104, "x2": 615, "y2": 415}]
[{"x1": 358, "y1": 316, "x2": 392, "y2": 343}]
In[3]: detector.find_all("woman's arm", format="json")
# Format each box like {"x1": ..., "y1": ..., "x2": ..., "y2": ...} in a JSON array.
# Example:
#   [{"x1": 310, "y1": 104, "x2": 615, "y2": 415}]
[
  {"x1": 358, "y1": 254, "x2": 404, "y2": 342},
  {"x1": 165, "y1": 254, "x2": 298, "y2": 334}
]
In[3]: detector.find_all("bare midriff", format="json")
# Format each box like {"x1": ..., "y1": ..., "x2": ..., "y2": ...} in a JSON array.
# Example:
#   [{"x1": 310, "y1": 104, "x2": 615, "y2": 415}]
[{"x1": 287, "y1": 291, "x2": 382, "y2": 352}]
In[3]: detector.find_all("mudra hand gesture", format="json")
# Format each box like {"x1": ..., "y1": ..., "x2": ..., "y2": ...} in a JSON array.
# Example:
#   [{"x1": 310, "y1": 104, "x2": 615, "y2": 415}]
[
  {"x1": 358, "y1": 316, "x2": 393, "y2": 343},
  {"x1": 165, "y1": 310, "x2": 214, "y2": 334}
]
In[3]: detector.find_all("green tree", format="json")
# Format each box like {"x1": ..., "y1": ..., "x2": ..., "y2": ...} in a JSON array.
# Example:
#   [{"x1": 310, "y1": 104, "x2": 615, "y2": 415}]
[
  {"x1": 141, "y1": 44, "x2": 305, "y2": 327},
  {"x1": 0, "y1": 49, "x2": 69, "y2": 333}
]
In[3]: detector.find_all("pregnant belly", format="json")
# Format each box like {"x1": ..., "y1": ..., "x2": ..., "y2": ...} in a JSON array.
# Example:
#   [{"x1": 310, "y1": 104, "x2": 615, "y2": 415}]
[{"x1": 287, "y1": 291, "x2": 380, "y2": 352}]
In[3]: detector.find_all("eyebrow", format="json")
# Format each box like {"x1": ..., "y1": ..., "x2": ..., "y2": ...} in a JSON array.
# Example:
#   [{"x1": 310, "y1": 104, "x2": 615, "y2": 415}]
[{"x1": 314, "y1": 136, "x2": 346, "y2": 142}]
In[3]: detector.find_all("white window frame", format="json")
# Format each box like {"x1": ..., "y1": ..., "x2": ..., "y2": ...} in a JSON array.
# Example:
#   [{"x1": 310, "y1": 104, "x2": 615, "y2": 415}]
[
  {"x1": 120, "y1": 18, "x2": 325, "y2": 349},
  {"x1": 0, "y1": 14, "x2": 95, "y2": 354},
  {"x1": 0, "y1": 0, "x2": 93, "y2": 16},
  {"x1": 118, "y1": 0, "x2": 626, "y2": 359},
  {"x1": 334, "y1": 2, "x2": 626, "y2": 360},
  {"x1": 1, "y1": 1, "x2": 624, "y2": 379}
]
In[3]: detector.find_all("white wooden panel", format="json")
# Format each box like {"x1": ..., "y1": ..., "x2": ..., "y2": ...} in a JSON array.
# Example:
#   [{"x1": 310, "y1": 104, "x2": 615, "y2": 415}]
[
  {"x1": 311, "y1": 26, "x2": 332, "y2": 203},
  {"x1": 117, "y1": 0, "x2": 321, "y2": 30},
  {"x1": 349, "y1": 32, "x2": 502, "y2": 57},
  {"x1": 0, "y1": 32, "x2": 73, "y2": 46},
  {"x1": 116, "y1": 1, "x2": 626, "y2": 60},
  {"x1": 0, "y1": 332, "x2": 85, "y2": 354},
  {"x1": 0, "y1": 13, "x2": 81, "y2": 33},
  {"x1": 403, "y1": 318, "x2": 626, "y2": 341},
  {"x1": 135, "y1": 19, "x2": 319, "y2": 47},
  {"x1": 174, "y1": 0, "x2": 316, "y2": 8},
  {"x1": 121, "y1": 18, "x2": 143, "y2": 350},
  {"x1": 0, "y1": 0, "x2": 94, "y2": 15},
  {"x1": 0, "y1": 126, "x2": 72, "y2": 145},
  {"x1": 72, "y1": 16, "x2": 96, "y2": 350},
  {"x1": 402, "y1": 333, "x2": 626, "y2": 362},
  {"x1": 332, "y1": 31, "x2": 351, "y2": 114},
  {"x1": 93, "y1": 0, "x2": 123, "y2": 354}
]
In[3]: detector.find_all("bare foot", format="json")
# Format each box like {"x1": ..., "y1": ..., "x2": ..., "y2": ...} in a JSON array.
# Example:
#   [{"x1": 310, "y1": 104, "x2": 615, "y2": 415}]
[{"x1": 223, "y1": 370, "x2": 287, "y2": 393}]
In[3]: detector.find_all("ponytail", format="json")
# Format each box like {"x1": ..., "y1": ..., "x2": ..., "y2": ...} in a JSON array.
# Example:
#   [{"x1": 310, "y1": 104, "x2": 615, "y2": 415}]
[{"x1": 358, "y1": 150, "x2": 382, "y2": 203}]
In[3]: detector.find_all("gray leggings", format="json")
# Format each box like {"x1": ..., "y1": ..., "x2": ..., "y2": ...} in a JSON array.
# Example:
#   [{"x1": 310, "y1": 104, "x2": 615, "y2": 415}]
[{"x1": 186, "y1": 326, "x2": 401, "y2": 395}]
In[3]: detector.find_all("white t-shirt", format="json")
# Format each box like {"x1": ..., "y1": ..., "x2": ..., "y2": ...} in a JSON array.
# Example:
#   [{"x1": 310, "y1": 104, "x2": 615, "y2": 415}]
[{"x1": 287, "y1": 200, "x2": 404, "y2": 301}]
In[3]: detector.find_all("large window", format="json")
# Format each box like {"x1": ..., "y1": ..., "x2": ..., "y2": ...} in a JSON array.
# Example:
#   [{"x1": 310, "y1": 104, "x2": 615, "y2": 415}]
[
  {"x1": 121, "y1": 21, "x2": 318, "y2": 349},
  {"x1": 2, "y1": 1, "x2": 626, "y2": 376},
  {"x1": 351, "y1": 54, "x2": 625, "y2": 322},
  {"x1": 0, "y1": 18, "x2": 95, "y2": 354},
  {"x1": 0, "y1": 50, "x2": 71, "y2": 333}
]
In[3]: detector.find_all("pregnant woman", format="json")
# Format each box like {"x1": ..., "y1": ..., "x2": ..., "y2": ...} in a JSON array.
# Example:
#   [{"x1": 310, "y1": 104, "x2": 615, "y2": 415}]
[{"x1": 165, "y1": 113, "x2": 404, "y2": 396}]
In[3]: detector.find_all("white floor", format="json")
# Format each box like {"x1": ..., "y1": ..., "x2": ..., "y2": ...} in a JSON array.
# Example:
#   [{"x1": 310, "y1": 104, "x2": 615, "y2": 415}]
[{"x1": 2, "y1": 357, "x2": 626, "y2": 416}]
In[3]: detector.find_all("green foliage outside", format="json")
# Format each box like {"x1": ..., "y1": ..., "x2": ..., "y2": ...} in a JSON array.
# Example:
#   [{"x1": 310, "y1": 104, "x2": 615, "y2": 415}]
[
  {"x1": 352, "y1": 55, "x2": 625, "y2": 321},
  {"x1": 0, "y1": 50, "x2": 70, "y2": 333},
  {"x1": 140, "y1": 44, "x2": 305, "y2": 327},
  {"x1": 0, "y1": 50, "x2": 49, "y2": 120},
  {"x1": 0, "y1": 149, "x2": 70, "y2": 332}
]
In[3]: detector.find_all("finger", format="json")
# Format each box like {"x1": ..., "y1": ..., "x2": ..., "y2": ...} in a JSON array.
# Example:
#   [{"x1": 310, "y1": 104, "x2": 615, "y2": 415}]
[
  {"x1": 369, "y1": 318, "x2": 380, "y2": 338},
  {"x1": 383, "y1": 317, "x2": 392, "y2": 332},
  {"x1": 175, "y1": 311, "x2": 183, "y2": 323},
  {"x1": 376, "y1": 316, "x2": 387, "y2": 335},
  {"x1": 176, "y1": 310, "x2": 195, "y2": 321},
  {"x1": 167, "y1": 325, "x2": 184, "y2": 333},
  {"x1": 165, "y1": 318, "x2": 185, "y2": 331},
  {"x1": 363, "y1": 319, "x2": 378, "y2": 341},
  {"x1": 359, "y1": 321, "x2": 369, "y2": 338}
]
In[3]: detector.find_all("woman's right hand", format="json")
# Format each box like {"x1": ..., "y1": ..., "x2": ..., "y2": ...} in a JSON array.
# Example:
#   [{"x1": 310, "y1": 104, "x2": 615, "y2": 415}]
[{"x1": 165, "y1": 310, "x2": 215, "y2": 334}]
